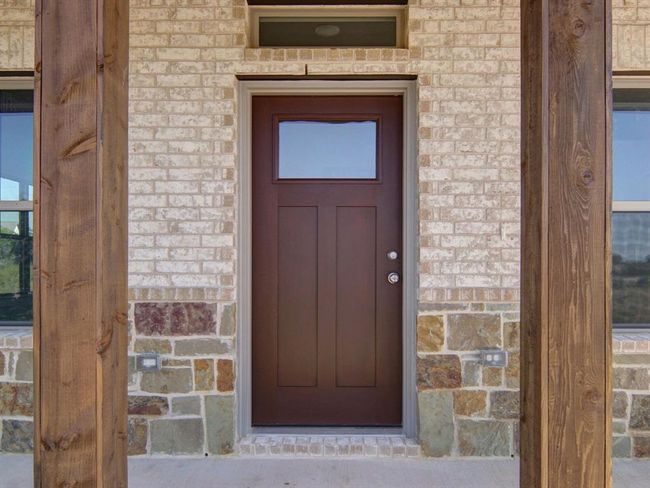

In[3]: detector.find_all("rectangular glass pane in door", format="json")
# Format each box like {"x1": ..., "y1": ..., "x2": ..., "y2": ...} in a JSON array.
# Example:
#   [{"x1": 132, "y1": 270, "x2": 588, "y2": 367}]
[{"x1": 278, "y1": 120, "x2": 377, "y2": 179}]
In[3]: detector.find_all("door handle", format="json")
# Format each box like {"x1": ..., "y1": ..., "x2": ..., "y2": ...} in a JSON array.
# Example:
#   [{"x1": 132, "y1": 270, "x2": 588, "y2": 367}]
[{"x1": 387, "y1": 272, "x2": 400, "y2": 285}]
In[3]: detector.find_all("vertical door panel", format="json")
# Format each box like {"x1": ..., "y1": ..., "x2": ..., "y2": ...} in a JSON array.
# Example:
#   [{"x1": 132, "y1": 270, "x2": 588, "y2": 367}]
[
  {"x1": 277, "y1": 206, "x2": 319, "y2": 387},
  {"x1": 336, "y1": 206, "x2": 377, "y2": 387}
]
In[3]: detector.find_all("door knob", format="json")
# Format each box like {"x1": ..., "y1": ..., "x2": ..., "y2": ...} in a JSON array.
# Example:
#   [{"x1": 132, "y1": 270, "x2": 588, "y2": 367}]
[{"x1": 387, "y1": 272, "x2": 400, "y2": 285}]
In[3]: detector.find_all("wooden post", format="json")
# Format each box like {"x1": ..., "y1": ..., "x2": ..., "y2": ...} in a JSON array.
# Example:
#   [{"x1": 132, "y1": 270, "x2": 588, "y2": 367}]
[
  {"x1": 34, "y1": 0, "x2": 128, "y2": 486},
  {"x1": 521, "y1": 0, "x2": 612, "y2": 484}
]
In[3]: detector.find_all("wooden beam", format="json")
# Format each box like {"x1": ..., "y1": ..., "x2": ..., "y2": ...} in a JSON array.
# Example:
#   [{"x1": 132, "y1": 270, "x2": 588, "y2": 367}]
[
  {"x1": 34, "y1": 0, "x2": 129, "y2": 486},
  {"x1": 521, "y1": 0, "x2": 612, "y2": 484}
]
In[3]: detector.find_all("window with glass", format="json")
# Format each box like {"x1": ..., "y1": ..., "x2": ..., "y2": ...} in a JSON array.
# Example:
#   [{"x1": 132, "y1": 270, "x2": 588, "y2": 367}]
[
  {"x1": 612, "y1": 86, "x2": 650, "y2": 329},
  {"x1": 0, "y1": 84, "x2": 34, "y2": 326},
  {"x1": 249, "y1": 7, "x2": 406, "y2": 48}
]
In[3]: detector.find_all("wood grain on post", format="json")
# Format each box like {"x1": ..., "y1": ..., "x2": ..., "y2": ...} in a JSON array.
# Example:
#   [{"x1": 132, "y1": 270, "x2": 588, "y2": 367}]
[
  {"x1": 521, "y1": 0, "x2": 612, "y2": 484},
  {"x1": 34, "y1": 0, "x2": 128, "y2": 486}
]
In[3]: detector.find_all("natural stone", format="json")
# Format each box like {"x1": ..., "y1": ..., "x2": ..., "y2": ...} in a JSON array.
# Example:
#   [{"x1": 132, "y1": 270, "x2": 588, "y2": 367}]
[
  {"x1": 1, "y1": 420, "x2": 33, "y2": 453},
  {"x1": 490, "y1": 390, "x2": 519, "y2": 419},
  {"x1": 205, "y1": 395, "x2": 234, "y2": 455},
  {"x1": 418, "y1": 391, "x2": 454, "y2": 457},
  {"x1": 416, "y1": 315, "x2": 445, "y2": 353},
  {"x1": 613, "y1": 436, "x2": 632, "y2": 458},
  {"x1": 614, "y1": 367, "x2": 650, "y2": 390},
  {"x1": 128, "y1": 418, "x2": 148, "y2": 455},
  {"x1": 461, "y1": 360, "x2": 480, "y2": 387},
  {"x1": 503, "y1": 322, "x2": 520, "y2": 351},
  {"x1": 141, "y1": 368, "x2": 193, "y2": 394},
  {"x1": 174, "y1": 338, "x2": 230, "y2": 356},
  {"x1": 633, "y1": 436, "x2": 650, "y2": 458},
  {"x1": 453, "y1": 390, "x2": 487, "y2": 417},
  {"x1": 220, "y1": 304, "x2": 236, "y2": 336},
  {"x1": 505, "y1": 353, "x2": 520, "y2": 389},
  {"x1": 14, "y1": 352, "x2": 32, "y2": 381},
  {"x1": 614, "y1": 354, "x2": 650, "y2": 365},
  {"x1": 447, "y1": 314, "x2": 501, "y2": 351},
  {"x1": 482, "y1": 367, "x2": 503, "y2": 387},
  {"x1": 128, "y1": 395, "x2": 169, "y2": 416},
  {"x1": 151, "y1": 418, "x2": 204, "y2": 455},
  {"x1": 458, "y1": 420, "x2": 511, "y2": 456},
  {"x1": 0, "y1": 382, "x2": 33, "y2": 415},
  {"x1": 217, "y1": 359, "x2": 234, "y2": 392},
  {"x1": 134, "y1": 338, "x2": 172, "y2": 354},
  {"x1": 630, "y1": 395, "x2": 650, "y2": 430},
  {"x1": 172, "y1": 396, "x2": 201, "y2": 416},
  {"x1": 417, "y1": 355, "x2": 461, "y2": 390},
  {"x1": 613, "y1": 421, "x2": 628, "y2": 434},
  {"x1": 162, "y1": 359, "x2": 191, "y2": 367},
  {"x1": 613, "y1": 391, "x2": 629, "y2": 419},
  {"x1": 134, "y1": 302, "x2": 217, "y2": 336},
  {"x1": 194, "y1": 359, "x2": 215, "y2": 391}
]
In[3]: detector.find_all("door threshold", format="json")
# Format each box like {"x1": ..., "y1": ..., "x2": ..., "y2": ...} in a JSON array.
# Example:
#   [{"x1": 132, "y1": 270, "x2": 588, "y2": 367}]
[
  {"x1": 238, "y1": 433, "x2": 421, "y2": 457},
  {"x1": 250, "y1": 426, "x2": 403, "y2": 435}
]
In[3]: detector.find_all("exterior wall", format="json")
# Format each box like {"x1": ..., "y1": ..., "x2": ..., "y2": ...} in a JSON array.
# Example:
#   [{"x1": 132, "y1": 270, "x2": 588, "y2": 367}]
[{"x1": 1, "y1": 0, "x2": 650, "y2": 457}]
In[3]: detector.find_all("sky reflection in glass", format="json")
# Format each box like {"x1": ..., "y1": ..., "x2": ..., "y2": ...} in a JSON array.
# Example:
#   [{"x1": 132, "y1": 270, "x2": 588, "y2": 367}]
[{"x1": 279, "y1": 120, "x2": 377, "y2": 179}]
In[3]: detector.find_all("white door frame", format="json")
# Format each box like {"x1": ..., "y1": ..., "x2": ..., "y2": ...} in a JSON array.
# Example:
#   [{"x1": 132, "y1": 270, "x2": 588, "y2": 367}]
[{"x1": 236, "y1": 79, "x2": 419, "y2": 438}]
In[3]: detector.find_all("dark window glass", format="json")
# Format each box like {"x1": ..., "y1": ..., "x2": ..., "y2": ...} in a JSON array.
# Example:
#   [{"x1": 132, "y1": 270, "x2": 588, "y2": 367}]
[
  {"x1": 259, "y1": 17, "x2": 397, "y2": 47},
  {"x1": 278, "y1": 120, "x2": 377, "y2": 179},
  {"x1": 613, "y1": 89, "x2": 650, "y2": 201},
  {"x1": 0, "y1": 211, "x2": 33, "y2": 325},
  {"x1": 0, "y1": 90, "x2": 33, "y2": 201},
  {"x1": 612, "y1": 212, "x2": 650, "y2": 327}
]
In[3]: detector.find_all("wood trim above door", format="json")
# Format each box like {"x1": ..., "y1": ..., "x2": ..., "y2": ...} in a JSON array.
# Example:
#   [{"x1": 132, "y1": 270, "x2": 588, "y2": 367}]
[{"x1": 237, "y1": 79, "x2": 418, "y2": 438}]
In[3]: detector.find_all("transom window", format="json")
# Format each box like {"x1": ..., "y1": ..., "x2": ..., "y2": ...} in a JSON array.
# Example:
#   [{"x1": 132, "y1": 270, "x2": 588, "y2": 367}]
[
  {"x1": 612, "y1": 82, "x2": 650, "y2": 330},
  {"x1": 0, "y1": 79, "x2": 34, "y2": 326},
  {"x1": 249, "y1": 7, "x2": 406, "y2": 48}
]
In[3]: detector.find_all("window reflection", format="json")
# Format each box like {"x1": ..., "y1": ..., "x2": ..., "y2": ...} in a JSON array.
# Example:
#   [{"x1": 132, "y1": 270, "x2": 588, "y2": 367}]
[
  {"x1": 613, "y1": 89, "x2": 650, "y2": 201},
  {"x1": 612, "y1": 212, "x2": 650, "y2": 327},
  {"x1": 0, "y1": 90, "x2": 33, "y2": 201},
  {"x1": 0, "y1": 211, "x2": 33, "y2": 324}
]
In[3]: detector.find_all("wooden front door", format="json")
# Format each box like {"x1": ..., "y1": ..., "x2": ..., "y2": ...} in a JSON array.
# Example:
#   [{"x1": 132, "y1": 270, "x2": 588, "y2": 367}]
[{"x1": 252, "y1": 96, "x2": 403, "y2": 426}]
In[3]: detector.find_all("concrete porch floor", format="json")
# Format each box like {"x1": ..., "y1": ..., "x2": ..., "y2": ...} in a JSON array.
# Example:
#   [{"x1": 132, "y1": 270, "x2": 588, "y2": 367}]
[{"x1": 1, "y1": 455, "x2": 648, "y2": 487}]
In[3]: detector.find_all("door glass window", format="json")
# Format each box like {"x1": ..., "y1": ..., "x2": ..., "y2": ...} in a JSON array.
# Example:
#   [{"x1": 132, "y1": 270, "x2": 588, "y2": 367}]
[{"x1": 278, "y1": 120, "x2": 377, "y2": 179}]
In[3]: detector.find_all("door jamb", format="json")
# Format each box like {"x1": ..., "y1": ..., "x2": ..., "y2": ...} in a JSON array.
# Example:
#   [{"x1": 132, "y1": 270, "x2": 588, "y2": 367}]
[{"x1": 237, "y1": 79, "x2": 418, "y2": 439}]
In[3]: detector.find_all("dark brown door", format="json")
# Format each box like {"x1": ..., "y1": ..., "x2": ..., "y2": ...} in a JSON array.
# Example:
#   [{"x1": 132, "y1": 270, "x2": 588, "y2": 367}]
[{"x1": 252, "y1": 96, "x2": 402, "y2": 426}]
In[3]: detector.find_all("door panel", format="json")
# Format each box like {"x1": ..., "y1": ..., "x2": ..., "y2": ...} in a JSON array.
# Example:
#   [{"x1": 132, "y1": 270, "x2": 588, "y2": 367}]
[
  {"x1": 336, "y1": 206, "x2": 377, "y2": 388},
  {"x1": 252, "y1": 95, "x2": 403, "y2": 426},
  {"x1": 277, "y1": 206, "x2": 318, "y2": 387}
]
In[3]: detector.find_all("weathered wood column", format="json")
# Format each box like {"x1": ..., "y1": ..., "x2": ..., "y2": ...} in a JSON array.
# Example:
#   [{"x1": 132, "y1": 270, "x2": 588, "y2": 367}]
[
  {"x1": 521, "y1": 0, "x2": 612, "y2": 484},
  {"x1": 34, "y1": 0, "x2": 128, "y2": 486}
]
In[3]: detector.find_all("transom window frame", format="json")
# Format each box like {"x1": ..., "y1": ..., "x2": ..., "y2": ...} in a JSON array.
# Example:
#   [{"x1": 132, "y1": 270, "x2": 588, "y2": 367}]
[
  {"x1": 0, "y1": 75, "x2": 35, "y2": 327},
  {"x1": 612, "y1": 75, "x2": 650, "y2": 330},
  {"x1": 248, "y1": 6, "x2": 407, "y2": 49}
]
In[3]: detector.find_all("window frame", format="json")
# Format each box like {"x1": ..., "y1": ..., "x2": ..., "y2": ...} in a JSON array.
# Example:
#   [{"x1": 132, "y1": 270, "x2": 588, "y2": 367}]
[
  {"x1": 0, "y1": 76, "x2": 35, "y2": 327},
  {"x1": 248, "y1": 6, "x2": 407, "y2": 49},
  {"x1": 612, "y1": 76, "x2": 650, "y2": 330}
]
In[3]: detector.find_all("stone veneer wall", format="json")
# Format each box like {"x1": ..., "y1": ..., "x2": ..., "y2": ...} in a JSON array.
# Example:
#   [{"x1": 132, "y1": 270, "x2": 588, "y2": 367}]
[{"x1": 1, "y1": 0, "x2": 650, "y2": 458}]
